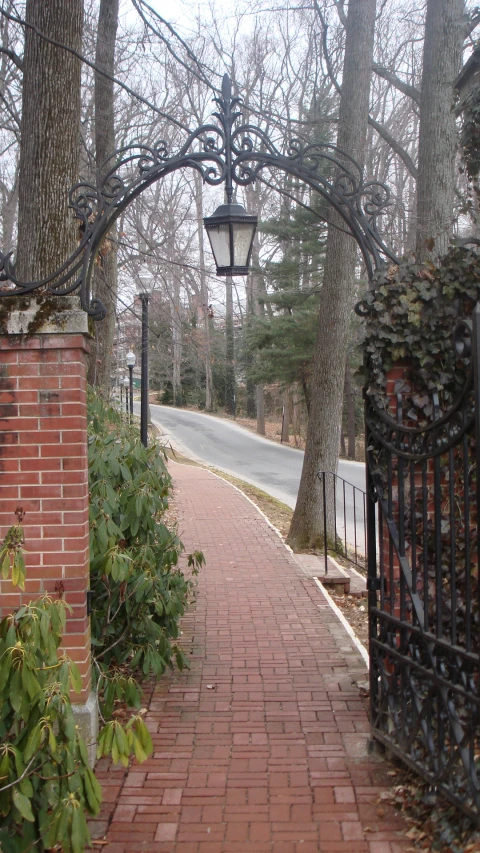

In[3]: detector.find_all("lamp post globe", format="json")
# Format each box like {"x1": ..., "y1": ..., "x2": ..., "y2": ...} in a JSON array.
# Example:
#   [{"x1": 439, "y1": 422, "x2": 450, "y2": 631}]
[{"x1": 126, "y1": 351, "x2": 136, "y2": 417}]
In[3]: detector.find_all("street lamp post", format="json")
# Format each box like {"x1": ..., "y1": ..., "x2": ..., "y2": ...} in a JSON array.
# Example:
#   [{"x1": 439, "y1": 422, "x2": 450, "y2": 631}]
[
  {"x1": 126, "y1": 351, "x2": 136, "y2": 417},
  {"x1": 139, "y1": 294, "x2": 149, "y2": 446},
  {"x1": 138, "y1": 271, "x2": 154, "y2": 447}
]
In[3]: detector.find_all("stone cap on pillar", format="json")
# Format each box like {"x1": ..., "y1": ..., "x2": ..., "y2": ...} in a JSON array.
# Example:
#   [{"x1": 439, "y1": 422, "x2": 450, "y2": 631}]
[{"x1": 1, "y1": 295, "x2": 89, "y2": 336}]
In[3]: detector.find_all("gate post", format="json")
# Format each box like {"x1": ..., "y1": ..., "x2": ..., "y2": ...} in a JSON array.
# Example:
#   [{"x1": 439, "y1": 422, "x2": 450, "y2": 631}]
[{"x1": 0, "y1": 299, "x2": 96, "y2": 753}]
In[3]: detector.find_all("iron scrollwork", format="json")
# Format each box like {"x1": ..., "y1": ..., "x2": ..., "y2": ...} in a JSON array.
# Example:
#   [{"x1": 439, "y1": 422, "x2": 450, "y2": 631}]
[
  {"x1": 0, "y1": 74, "x2": 398, "y2": 319},
  {"x1": 365, "y1": 308, "x2": 480, "y2": 820}
]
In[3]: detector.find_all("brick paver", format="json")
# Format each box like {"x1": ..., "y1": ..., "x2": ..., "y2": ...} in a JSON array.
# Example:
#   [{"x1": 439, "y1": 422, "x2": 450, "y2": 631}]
[{"x1": 91, "y1": 463, "x2": 407, "y2": 853}]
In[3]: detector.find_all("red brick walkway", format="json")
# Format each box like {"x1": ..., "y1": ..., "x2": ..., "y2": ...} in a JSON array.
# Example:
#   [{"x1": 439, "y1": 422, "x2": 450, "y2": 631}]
[{"x1": 92, "y1": 463, "x2": 407, "y2": 853}]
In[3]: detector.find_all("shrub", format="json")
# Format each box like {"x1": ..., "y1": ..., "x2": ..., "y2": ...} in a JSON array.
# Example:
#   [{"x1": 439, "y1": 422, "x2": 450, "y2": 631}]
[
  {"x1": 88, "y1": 393, "x2": 204, "y2": 745},
  {"x1": 0, "y1": 531, "x2": 99, "y2": 852}
]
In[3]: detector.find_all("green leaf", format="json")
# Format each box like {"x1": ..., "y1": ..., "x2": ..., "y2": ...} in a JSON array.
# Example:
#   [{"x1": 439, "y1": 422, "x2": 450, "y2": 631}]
[
  {"x1": 136, "y1": 719, "x2": 153, "y2": 756},
  {"x1": 114, "y1": 723, "x2": 128, "y2": 757},
  {"x1": 133, "y1": 735, "x2": 147, "y2": 764},
  {"x1": 22, "y1": 664, "x2": 40, "y2": 700},
  {"x1": 78, "y1": 736, "x2": 89, "y2": 768},
  {"x1": 16, "y1": 552, "x2": 26, "y2": 590},
  {"x1": 69, "y1": 660, "x2": 82, "y2": 695},
  {"x1": 86, "y1": 765, "x2": 102, "y2": 805},
  {"x1": 12, "y1": 788, "x2": 35, "y2": 822},
  {"x1": 1, "y1": 553, "x2": 10, "y2": 580},
  {"x1": 0, "y1": 652, "x2": 12, "y2": 693},
  {"x1": 0, "y1": 752, "x2": 10, "y2": 784},
  {"x1": 19, "y1": 775, "x2": 33, "y2": 799},
  {"x1": 24, "y1": 723, "x2": 42, "y2": 762},
  {"x1": 48, "y1": 727, "x2": 58, "y2": 755},
  {"x1": 71, "y1": 802, "x2": 88, "y2": 853},
  {"x1": 10, "y1": 669, "x2": 22, "y2": 714}
]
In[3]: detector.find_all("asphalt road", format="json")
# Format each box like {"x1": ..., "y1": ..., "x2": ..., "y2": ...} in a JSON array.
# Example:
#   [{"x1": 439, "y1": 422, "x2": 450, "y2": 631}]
[{"x1": 146, "y1": 404, "x2": 366, "y2": 549}]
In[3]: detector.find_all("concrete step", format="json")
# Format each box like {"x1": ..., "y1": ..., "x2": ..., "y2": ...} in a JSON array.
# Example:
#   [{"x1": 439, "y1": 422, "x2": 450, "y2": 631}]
[{"x1": 292, "y1": 552, "x2": 366, "y2": 597}]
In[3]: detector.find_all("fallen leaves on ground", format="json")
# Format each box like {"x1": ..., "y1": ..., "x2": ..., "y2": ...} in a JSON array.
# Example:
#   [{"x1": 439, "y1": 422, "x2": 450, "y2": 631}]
[
  {"x1": 378, "y1": 771, "x2": 480, "y2": 852},
  {"x1": 330, "y1": 592, "x2": 369, "y2": 647}
]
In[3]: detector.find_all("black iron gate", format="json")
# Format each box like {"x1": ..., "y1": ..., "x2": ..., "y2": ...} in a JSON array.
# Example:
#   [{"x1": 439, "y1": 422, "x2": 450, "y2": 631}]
[{"x1": 365, "y1": 305, "x2": 480, "y2": 820}]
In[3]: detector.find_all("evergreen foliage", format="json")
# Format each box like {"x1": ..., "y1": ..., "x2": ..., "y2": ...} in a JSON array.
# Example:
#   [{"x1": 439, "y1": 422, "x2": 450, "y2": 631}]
[
  {"x1": 246, "y1": 193, "x2": 328, "y2": 407},
  {"x1": 0, "y1": 586, "x2": 100, "y2": 853}
]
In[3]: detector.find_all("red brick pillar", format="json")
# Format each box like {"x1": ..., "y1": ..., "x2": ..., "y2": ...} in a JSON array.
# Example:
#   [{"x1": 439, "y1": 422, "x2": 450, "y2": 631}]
[{"x1": 0, "y1": 304, "x2": 91, "y2": 708}]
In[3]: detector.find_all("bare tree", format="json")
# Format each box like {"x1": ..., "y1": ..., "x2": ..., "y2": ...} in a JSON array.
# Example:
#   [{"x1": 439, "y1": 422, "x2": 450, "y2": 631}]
[
  {"x1": 88, "y1": 0, "x2": 119, "y2": 389},
  {"x1": 416, "y1": 0, "x2": 464, "y2": 261},
  {"x1": 16, "y1": 0, "x2": 83, "y2": 281},
  {"x1": 288, "y1": 0, "x2": 377, "y2": 549}
]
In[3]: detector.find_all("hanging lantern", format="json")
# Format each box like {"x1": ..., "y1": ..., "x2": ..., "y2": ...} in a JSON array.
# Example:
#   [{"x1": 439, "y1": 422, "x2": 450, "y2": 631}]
[{"x1": 203, "y1": 203, "x2": 257, "y2": 276}]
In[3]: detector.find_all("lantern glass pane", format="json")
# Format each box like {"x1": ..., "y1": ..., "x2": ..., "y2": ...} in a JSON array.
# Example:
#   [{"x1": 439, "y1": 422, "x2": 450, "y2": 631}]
[
  {"x1": 207, "y1": 223, "x2": 231, "y2": 268},
  {"x1": 233, "y1": 222, "x2": 255, "y2": 266}
]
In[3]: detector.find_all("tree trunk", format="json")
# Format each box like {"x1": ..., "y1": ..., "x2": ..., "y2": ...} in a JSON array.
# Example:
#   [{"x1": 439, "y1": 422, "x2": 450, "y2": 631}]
[
  {"x1": 193, "y1": 172, "x2": 213, "y2": 410},
  {"x1": 250, "y1": 238, "x2": 266, "y2": 434},
  {"x1": 281, "y1": 388, "x2": 290, "y2": 443},
  {"x1": 225, "y1": 274, "x2": 236, "y2": 416},
  {"x1": 292, "y1": 383, "x2": 302, "y2": 446},
  {"x1": 287, "y1": 0, "x2": 376, "y2": 550},
  {"x1": 171, "y1": 275, "x2": 182, "y2": 407},
  {"x1": 345, "y1": 360, "x2": 356, "y2": 459},
  {"x1": 243, "y1": 272, "x2": 257, "y2": 418},
  {"x1": 88, "y1": 0, "x2": 119, "y2": 390},
  {"x1": 16, "y1": 0, "x2": 83, "y2": 280},
  {"x1": 256, "y1": 385, "x2": 265, "y2": 435},
  {"x1": 415, "y1": 0, "x2": 463, "y2": 262},
  {"x1": 245, "y1": 272, "x2": 256, "y2": 418}
]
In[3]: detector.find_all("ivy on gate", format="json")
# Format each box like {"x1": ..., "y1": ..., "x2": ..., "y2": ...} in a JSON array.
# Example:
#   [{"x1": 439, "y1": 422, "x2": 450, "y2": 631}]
[
  {"x1": 358, "y1": 243, "x2": 480, "y2": 648},
  {"x1": 460, "y1": 78, "x2": 480, "y2": 183},
  {"x1": 358, "y1": 242, "x2": 480, "y2": 417}
]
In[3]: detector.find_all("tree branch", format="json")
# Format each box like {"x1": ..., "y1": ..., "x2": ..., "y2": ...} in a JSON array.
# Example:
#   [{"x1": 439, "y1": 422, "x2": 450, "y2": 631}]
[
  {"x1": 465, "y1": 10, "x2": 480, "y2": 39},
  {"x1": 0, "y1": 8, "x2": 190, "y2": 131},
  {"x1": 313, "y1": 0, "x2": 341, "y2": 95},
  {"x1": 368, "y1": 115, "x2": 418, "y2": 178},
  {"x1": 131, "y1": 0, "x2": 218, "y2": 91},
  {"x1": 372, "y1": 63, "x2": 421, "y2": 104},
  {"x1": 0, "y1": 45, "x2": 23, "y2": 72},
  {"x1": 332, "y1": 0, "x2": 347, "y2": 27}
]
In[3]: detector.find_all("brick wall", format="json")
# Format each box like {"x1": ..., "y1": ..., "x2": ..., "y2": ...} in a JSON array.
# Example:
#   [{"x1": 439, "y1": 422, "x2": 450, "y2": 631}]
[{"x1": 0, "y1": 330, "x2": 91, "y2": 702}]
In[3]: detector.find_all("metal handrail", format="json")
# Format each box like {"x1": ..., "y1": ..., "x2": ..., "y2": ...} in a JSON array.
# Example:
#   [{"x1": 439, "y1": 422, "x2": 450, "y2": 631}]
[{"x1": 317, "y1": 471, "x2": 366, "y2": 575}]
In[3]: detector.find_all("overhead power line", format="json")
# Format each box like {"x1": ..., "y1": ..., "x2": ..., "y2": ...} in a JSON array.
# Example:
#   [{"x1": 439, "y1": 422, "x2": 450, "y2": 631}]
[{"x1": 0, "y1": 7, "x2": 191, "y2": 131}]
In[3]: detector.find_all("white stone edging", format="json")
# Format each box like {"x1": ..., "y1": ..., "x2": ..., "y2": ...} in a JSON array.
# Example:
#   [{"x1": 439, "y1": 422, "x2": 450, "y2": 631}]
[{"x1": 313, "y1": 578, "x2": 369, "y2": 667}]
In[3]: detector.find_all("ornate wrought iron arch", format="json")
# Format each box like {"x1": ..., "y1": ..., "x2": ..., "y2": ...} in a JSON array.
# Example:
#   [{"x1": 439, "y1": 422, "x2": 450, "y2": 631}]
[{"x1": 0, "y1": 75, "x2": 399, "y2": 319}]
